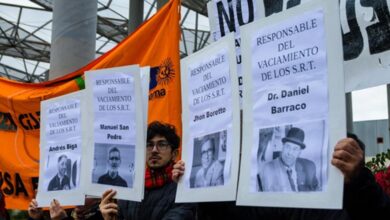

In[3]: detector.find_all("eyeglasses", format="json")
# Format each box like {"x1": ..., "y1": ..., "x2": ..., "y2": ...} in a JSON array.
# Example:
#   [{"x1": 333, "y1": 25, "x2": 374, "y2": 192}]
[
  {"x1": 201, "y1": 149, "x2": 213, "y2": 156},
  {"x1": 109, "y1": 157, "x2": 120, "y2": 161},
  {"x1": 146, "y1": 141, "x2": 170, "y2": 151}
]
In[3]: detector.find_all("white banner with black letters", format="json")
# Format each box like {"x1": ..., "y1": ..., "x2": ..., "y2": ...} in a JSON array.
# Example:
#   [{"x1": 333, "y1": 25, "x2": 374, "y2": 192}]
[
  {"x1": 237, "y1": 0, "x2": 346, "y2": 209},
  {"x1": 208, "y1": 0, "x2": 390, "y2": 92},
  {"x1": 176, "y1": 34, "x2": 241, "y2": 202}
]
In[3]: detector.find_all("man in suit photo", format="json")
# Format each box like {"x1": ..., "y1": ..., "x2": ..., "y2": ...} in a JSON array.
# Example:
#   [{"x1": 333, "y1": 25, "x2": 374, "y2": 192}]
[
  {"x1": 259, "y1": 127, "x2": 319, "y2": 192},
  {"x1": 48, "y1": 154, "x2": 71, "y2": 191}
]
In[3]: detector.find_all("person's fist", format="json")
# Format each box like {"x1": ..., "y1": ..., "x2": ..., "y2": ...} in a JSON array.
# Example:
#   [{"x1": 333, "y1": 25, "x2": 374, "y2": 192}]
[
  {"x1": 172, "y1": 160, "x2": 185, "y2": 183},
  {"x1": 331, "y1": 138, "x2": 364, "y2": 183},
  {"x1": 49, "y1": 199, "x2": 68, "y2": 220},
  {"x1": 99, "y1": 189, "x2": 118, "y2": 220},
  {"x1": 27, "y1": 199, "x2": 43, "y2": 220}
]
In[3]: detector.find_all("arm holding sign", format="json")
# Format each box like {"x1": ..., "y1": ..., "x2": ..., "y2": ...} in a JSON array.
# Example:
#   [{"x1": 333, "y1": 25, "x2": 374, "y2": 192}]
[
  {"x1": 99, "y1": 189, "x2": 118, "y2": 220},
  {"x1": 28, "y1": 199, "x2": 43, "y2": 220},
  {"x1": 332, "y1": 134, "x2": 390, "y2": 219},
  {"x1": 173, "y1": 134, "x2": 390, "y2": 219}
]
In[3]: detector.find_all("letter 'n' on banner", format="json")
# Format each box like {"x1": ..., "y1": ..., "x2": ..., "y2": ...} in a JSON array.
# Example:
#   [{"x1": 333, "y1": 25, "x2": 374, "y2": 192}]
[
  {"x1": 37, "y1": 91, "x2": 85, "y2": 206},
  {"x1": 176, "y1": 33, "x2": 241, "y2": 202},
  {"x1": 237, "y1": 0, "x2": 345, "y2": 209},
  {"x1": 83, "y1": 65, "x2": 146, "y2": 201}
]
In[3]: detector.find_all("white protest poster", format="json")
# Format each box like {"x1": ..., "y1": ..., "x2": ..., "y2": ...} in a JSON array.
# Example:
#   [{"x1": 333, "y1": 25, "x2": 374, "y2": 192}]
[
  {"x1": 207, "y1": 0, "x2": 262, "y2": 107},
  {"x1": 176, "y1": 33, "x2": 240, "y2": 202},
  {"x1": 83, "y1": 65, "x2": 145, "y2": 201},
  {"x1": 237, "y1": 0, "x2": 346, "y2": 209},
  {"x1": 37, "y1": 91, "x2": 85, "y2": 207}
]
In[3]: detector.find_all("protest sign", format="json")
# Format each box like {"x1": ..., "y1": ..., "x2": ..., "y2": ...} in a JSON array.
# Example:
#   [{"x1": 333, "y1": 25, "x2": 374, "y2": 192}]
[
  {"x1": 83, "y1": 65, "x2": 145, "y2": 201},
  {"x1": 176, "y1": 34, "x2": 241, "y2": 202},
  {"x1": 37, "y1": 91, "x2": 85, "y2": 206},
  {"x1": 237, "y1": 0, "x2": 346, "y2": 209}
]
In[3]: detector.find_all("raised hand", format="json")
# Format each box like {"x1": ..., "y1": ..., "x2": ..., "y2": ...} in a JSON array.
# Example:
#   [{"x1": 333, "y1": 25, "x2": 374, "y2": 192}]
[
  {"x1": 99, "y1": 189, "x2": 118, "y2": 220},
  {"x1": 27, "y1": 199, "x2": 43, "y2": 220},
  {"x1": 331, "y1": 138, "x2": 364, "y2": 184},
  {"x1": 172, "y1": 160, "x2": 185, "y2": 183}
]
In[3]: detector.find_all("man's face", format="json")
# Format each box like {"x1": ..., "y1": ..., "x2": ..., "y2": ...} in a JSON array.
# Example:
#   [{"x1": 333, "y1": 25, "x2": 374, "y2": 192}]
[
  {"x1": 58, "y1": 157, "x2": 67, "y2": 176},
  {"x1": 281, "y1": 142, "x2": 301, "y2": 167},
  {"x1": 146, "y1": 135, "x2": 177, "y2": 169},
  {"x1": 108, "y1": 151, "x2": 121, "y2": 171},
  {"x1": 201, "y1": 140, "x2": 214, "y2": 169}
]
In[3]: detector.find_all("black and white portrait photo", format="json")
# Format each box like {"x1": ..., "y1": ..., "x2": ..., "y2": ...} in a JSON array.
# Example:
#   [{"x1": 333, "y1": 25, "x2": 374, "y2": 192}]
[
  {"x1": 255, "y1": 120, "x2": 326, "y2": 192},
  {"x1": 189, "y1": 130, "x2": 227, "y2": 188},
  {"x1": 92, "y1": 143, "x2": 135, "y2": 188},
  {"x1": 45, "y1": 153, "x2": 79, "y2": 191}
]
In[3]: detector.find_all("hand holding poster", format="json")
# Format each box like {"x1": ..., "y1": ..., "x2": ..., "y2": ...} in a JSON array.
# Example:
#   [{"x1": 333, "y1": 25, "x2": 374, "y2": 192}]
[
  {"x1": 83, "y1": 65, "x2": 145, "y2": 201},
  {"x1": 37, "y1": 91, "x2": 85, "y2": 206},
  {"x1": 237, "y1": 0, "x2": 346, "y2": 209},
  {"x1": 176, "y1": 34, "x2": 240, "y2": 202}
]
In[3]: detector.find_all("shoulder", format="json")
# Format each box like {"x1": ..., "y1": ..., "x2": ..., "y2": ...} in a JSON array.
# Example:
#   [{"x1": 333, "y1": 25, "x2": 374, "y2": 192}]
[
  {"x1": 263, "y1": 158, "x2": 280, "y2": 169},
  {"x1": 98, "y1": 173, "x2": 107, "y2": 181},
  {"x1": 118, "y1": 175, "x2": 128, "y2": 186},
  {"x1": 297, "y1": 158, "x2": 316, "y2": 167},
  {"x1": 211, "y1": 160, "x2": 223, "y2": 171},
  {"x1": 49, "y1": 175, "x2": 58, "y2": 183}
]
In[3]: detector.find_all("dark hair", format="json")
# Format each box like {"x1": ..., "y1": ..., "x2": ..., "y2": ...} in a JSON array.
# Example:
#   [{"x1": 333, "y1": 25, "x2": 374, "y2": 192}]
[
  {"x1": 200, "y1": 136, "x2": 215, "y2": 153},
  {"x1": 58, "y1": 154, "x2": 67, "y2": 163},
  {"x1": 108, "y1": 147, "x2": 120, "y2": 156},
  {"x1": 147, "y1": 121, "x2": 180, "y2": 150}
]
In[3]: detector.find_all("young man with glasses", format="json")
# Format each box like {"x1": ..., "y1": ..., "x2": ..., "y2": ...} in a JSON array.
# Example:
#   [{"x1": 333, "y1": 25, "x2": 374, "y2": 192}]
[
  {"x1": 98, "y1": 147, "x2": 128, "y2": 187},
  {"x1": 99, "y1": 121, "x2": 195, "y2": 220}
]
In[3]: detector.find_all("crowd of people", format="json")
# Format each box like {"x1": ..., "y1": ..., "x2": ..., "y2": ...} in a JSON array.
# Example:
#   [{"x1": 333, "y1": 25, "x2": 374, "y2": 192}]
[{"x1": 0, "y1": 121, "x2": 388, "y2": 220}]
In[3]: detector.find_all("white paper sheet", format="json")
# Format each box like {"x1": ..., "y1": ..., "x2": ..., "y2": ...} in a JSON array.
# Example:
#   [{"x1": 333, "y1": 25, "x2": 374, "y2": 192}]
[
  {"x1": 237, "y1": 0, "x2": 346, "y2": 209},
  {"x1": 83, "y1": 65, "x2": 145, "y2": 201},
  {"x1": 176, "y1": 33, "x2": 241, "y2": 203},
  {"x1": 37, "y1": 91, "x2": 85, "y2": 207}
]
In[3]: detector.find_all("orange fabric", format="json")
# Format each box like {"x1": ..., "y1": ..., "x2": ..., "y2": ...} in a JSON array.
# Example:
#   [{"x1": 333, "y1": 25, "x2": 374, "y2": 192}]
[{"x1": 0, "y1": 0, "x2": 181, "y2": 210}]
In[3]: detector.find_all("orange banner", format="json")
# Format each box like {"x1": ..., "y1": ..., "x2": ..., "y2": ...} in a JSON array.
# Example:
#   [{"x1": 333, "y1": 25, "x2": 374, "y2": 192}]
[{"x1": 0, "y1": 0, "x2": 181, "y2": 209}]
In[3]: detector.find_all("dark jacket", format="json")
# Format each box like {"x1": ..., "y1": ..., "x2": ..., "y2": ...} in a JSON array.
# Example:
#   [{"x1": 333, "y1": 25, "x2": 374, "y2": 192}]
[
  {"x1": 97, "y1": 172, "x2": 128, "y2": 187},
  {"x1": 197, "y1": 134, "x2": 390, "y2": 220},
  {"x1": 343, "y1": 166, "x2": 390, "y2": 220},
  {"x1": 197, "y1": 202, "x2": 349, "y2": 220},
  {"x1": 47, "y1": 174, "x2": 70, "y2": 191},
  {"x1": 118, "y1": 181, "x2": 195, "y2": 220}
]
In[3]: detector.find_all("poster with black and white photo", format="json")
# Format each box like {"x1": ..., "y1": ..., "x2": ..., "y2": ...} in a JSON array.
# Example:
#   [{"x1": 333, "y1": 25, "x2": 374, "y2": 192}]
[
  {"x1": 237, "y1": 0, "x2": 346, "y2": 209},
  {"x1": 83, "y1": 65, "x2": 145, "y2": 201},
  {"x1": 176, "y1": 34, "x2": 240, "y2": 203},
  {"x1": 37, "y1": 91, "x2": 85, "y2": 207}
]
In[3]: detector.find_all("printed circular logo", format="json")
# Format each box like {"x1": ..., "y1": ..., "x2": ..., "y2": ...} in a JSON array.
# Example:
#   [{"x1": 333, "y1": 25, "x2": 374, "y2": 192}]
[{"x1": 157, "y1": 58, "x2": 175, "y2": 86}]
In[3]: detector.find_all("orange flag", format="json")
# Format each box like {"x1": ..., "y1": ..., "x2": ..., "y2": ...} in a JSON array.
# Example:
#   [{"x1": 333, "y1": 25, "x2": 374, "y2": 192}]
[{"x1": 0, "y1": 0, "x2": 181, "y2": 209}]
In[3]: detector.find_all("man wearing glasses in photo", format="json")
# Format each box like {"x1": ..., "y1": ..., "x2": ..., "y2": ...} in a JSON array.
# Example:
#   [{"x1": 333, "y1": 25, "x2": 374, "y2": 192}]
[
  {"x1": 194, "y1": 136, "x2": 224, "y2": 188},
  {"x1": 98, "y1": 147, "x2": 128, "y2": 187},
  {"x1": 98, "y1": 121, "x2": 195, "y2": 220}
]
